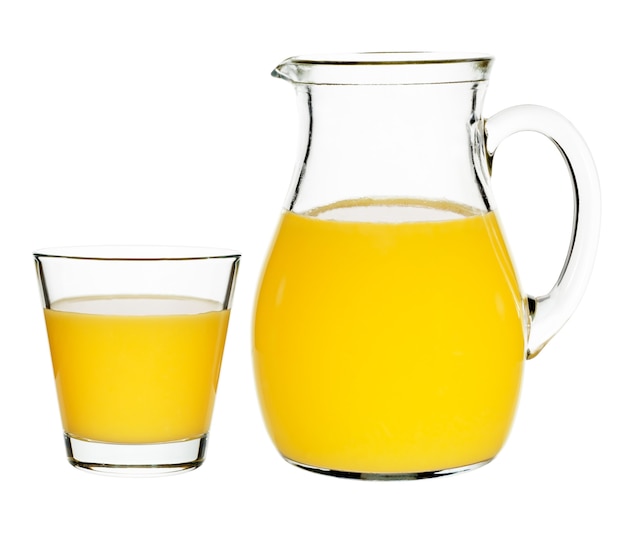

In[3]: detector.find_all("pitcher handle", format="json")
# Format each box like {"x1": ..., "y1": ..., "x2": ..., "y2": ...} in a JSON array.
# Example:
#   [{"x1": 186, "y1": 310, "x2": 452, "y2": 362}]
[{"x1": 484, "y1": 105, "x2": 601, "y2": 359}]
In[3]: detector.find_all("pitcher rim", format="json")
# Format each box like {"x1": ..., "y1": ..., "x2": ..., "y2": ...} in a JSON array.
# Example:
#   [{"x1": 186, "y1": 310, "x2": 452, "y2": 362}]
[
  {"x1": 272, "y1": 52, "x2": 493, "y2": 85},
  {"x1": 283, "y1": 52, "x2": 492, "y2": 64}
]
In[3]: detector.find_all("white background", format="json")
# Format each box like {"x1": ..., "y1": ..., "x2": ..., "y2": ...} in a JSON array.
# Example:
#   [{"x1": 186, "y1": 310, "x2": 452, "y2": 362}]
[{"x1": 1, "y1": 1, "x2": 622, "y2": 534}]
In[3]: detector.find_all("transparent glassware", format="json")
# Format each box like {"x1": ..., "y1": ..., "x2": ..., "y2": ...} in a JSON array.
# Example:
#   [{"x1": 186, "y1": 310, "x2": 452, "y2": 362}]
[
  {"x1": 35, "y1": 245, "x2": 240, "y2": 476},
  {"x1": 252, "y1": 53, "x2": 600, "y2": 479}
]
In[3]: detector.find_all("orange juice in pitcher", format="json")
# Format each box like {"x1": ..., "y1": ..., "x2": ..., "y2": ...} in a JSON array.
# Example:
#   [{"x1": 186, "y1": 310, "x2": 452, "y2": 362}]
[{"x1": 255, "y1": 199, "x2": 526, "y2": 474}]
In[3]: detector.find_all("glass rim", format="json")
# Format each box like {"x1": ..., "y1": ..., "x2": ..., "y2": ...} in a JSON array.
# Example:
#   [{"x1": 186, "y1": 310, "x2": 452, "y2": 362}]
[{"x1": 33, "y1": 245, "x2": 241, "y2": 261}]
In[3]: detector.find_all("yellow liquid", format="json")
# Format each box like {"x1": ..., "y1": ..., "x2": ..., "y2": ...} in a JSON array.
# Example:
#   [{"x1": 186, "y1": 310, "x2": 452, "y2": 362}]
[
  {"x1": 44, "y1": 296, "x2": 230, "y2": 444},
  {"x1": 253, "y1": 199, "x2": 526, "y2": 474}
]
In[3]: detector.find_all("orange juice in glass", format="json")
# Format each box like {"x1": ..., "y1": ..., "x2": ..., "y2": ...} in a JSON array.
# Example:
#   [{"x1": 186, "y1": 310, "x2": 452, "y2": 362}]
[{"x1": 35, "y1": 246, "x2": 239, "y2": 475}]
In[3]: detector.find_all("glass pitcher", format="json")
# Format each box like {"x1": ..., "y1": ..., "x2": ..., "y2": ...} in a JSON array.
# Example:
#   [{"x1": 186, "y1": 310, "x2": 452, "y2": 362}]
[{"x1": 252, "y1": 53, "x2": 600, "y2": 479}]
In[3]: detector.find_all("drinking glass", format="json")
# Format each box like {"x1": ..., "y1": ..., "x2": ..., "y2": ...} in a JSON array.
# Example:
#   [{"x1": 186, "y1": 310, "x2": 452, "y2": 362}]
[{"x1": 34, "y1": 245, "x2": 240, "y2": 475}]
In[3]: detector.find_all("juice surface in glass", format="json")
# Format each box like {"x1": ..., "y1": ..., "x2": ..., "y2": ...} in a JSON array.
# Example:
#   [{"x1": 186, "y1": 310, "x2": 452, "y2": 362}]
[
  {"x1": 44, "y1": 296, "x2": 230, "y2": 444},
  {"x1": 253, "y1": 198, "x2": 526, "y2": 474}
]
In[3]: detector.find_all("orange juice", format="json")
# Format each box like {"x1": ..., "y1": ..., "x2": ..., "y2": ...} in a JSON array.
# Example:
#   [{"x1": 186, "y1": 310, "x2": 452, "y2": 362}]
[
  {"x1": 44, "y1": 296, "x2": 230, "y2": 444},
  {"x1": 253, "y1": 198, "x2": 526, "y2": 474}
]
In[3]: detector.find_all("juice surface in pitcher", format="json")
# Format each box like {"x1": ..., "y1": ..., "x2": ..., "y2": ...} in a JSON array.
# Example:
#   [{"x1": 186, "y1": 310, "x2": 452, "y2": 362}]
[{"x1": 253, "y1": 198, "x2": 526, "y2": 474}]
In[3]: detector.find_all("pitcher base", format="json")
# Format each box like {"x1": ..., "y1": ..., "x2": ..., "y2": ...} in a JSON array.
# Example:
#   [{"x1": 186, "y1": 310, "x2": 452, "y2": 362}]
[{"x1": 283, "y1": 456, "x2": 493, "y2": 480}]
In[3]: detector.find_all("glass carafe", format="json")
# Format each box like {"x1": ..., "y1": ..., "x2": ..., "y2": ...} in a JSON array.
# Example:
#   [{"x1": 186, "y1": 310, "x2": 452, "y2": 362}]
[{"x1": 253, "y1": 53, "x2": 600, "y2": 479}]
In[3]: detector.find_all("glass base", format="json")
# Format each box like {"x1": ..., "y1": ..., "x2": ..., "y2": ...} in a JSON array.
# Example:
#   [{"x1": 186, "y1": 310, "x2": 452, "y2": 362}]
[
  {"x1": 283, "y1": 456, "x2": 493, "y2": 480},
  {"x1": 64, "y1": 433, "x2": 207, "y2": 476}
]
